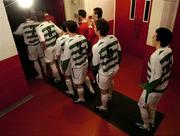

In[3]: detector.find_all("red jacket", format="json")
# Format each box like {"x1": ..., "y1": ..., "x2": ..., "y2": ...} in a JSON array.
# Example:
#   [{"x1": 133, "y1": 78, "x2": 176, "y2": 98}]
[{"x1": 77, "y1": 21, "x2": 89, "y2": 40}]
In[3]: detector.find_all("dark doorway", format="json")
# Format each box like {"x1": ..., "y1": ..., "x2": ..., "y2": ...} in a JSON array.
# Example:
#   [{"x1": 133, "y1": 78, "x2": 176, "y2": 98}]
[{"x1": 3, "y1": 0, "x2": 65, "y2": 80}]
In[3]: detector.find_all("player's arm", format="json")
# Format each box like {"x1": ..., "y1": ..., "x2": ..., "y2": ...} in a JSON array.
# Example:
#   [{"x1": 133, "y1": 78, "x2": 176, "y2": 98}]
[
  {"x1": 140, "y1": 56, "x2": 162, "y2": 93},
  {"x1": 55, "y1": 38, "x2": 61, "y2": 60},
  {"x1": 117, "y1": 41, "x2": 122, "y2": 64},
  {"x1": 13, "y1": 23, "x2": 23, "y2": 35},
  {"x1": 92, "y1": 45, "x2": 100, "y2": 76},
  {"x1": 54, "y1": 24, "x2": 63, "y2": 37},
  {"x1": 61, "y1": 42, "x2": 71, "y2": 73},
  {"x1": 36, "y1": 26, "x2": 46, "y2": 50}
]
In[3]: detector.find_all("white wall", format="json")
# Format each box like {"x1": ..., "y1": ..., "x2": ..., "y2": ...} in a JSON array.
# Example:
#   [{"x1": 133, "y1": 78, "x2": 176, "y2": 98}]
[
  {"x1": 147, "y1": 0, "x2": 179, "y2": 46},
  {"x1": 64, "y1": 0, "x2": 115, "y2": 21},
  {"x1": 84, "y1": 0, "x2": 115, "y2": 21},
  {"x1": 0, "y1": 1, "x2": 17, "y2": 60},
  {"x1": 64, "y1": 0, "x2": 84, "y2": 20}
]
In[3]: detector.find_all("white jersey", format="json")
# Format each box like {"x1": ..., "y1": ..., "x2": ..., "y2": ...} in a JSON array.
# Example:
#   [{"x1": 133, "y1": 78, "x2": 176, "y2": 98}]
[
  {"x1": 14, "y1": 20, "x2": 40, "y2": 46},
  {"x1": 92, "y1": 35, "x2": 121, "y2": 76},
  {"x1": 55, "y1": 34, "x2": 69, "y2": 58},
  {"x1": 146, "y1": 46, "x2": 173, "y2": 92},
  {"x1": 61, "y1": 34, "x2": 88, "y2": 73},
  {"x1": 36, "y1": 21, "x2": 62, "y2": 47}
]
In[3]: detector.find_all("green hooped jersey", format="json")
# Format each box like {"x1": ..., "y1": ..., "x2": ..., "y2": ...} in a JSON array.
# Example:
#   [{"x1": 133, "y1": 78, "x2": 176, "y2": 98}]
[
  {"x1": 55, "y1": 34, "x2": 69, "y2": 58},
  {"x1": 14, "y1": 20, "x2": 40, "y2": 46},
  {"x1": 141, "y1": 46, "x2": 173, "y2": 93},
  {"x1": 92, "y1": 35, "x2": 122, "y2": 76},
  {"x1": 36, "y1": 21, "x2": 60, "y2": 47},
  {"x1": 61, "y1": 35, "x2": 88, "y2": 73}
]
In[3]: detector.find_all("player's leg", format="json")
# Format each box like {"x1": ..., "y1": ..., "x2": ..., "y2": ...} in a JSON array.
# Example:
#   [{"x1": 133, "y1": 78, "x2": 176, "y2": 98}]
[
  {"x1": 39, "y1": 57, "x2": 47, "y2": 76},
  {"x1": 84, "y1": 74, "x2": 95, "y2": 94},
  {"x1": 74, "y1": 83, "x2": 85, "y2": 103},
  {"x1": 136, "y1": 90, "x2": 151, "y2": 130},
  {"x1": 96, "y1": 74, "x2": 110, "y2": 111},
  {"x1": 49, "y1": 62, "x2": 61, "y2": 82},
  {"x1": 28, "y1": 46, "x2": 43, "y2": 79},
  {"x1": 44, "y1": 47, "x2": 61, "y2": 82},
  {"x1": 72, "y1": 68, "x2": 85, "y2": 103},
  {"x1": 37, "y1": 45, "x2": 47, "y2": 76},
  {"x1": 65, "y1": 76, "x2": 74, "y2": 96},
  {"x1": 108, "y1": 79, "x2": 114, "y2": 100},
  {"x1": 148, "y1": 93, "x2": 163, "y2": 128}
]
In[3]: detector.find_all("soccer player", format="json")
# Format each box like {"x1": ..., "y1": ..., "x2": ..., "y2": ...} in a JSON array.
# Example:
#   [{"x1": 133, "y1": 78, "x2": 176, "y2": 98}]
[
  {"x1": 92, "y1": 19, "x2": 122, "y2": 111},
  {"x1": 77, "y1": 9, "x2": 96, "y2": 83},
  {"x1": 61, "y1": 20, "x2": 94, "y2": 103},
  {"x1": 77, "y1": 9, "x2": 89, "y2": 40},
  {"x1": 92, "y1": 7, "x2": 103, "y2": 22},
  {"x1": 88, "y1": 7, "x2": 103, "y2": 46},
  {"x1": 55, "y1": 22, "x2": 74, "y2": 95},
  {"x1": 36, "y1": 12, "x2": 62, "y2": 82},
  {"x1": 43, "y1": 10, "x2": 57, "y2": 24},
  {"x1": 14, "y1": 12, "x2": 47, "y2": 79},
  {"x1": 136, "y1": 27, "x2": 173, "y2": 131}
]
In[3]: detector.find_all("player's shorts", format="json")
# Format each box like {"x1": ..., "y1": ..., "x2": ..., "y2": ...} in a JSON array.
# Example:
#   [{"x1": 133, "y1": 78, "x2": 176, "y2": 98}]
[
  {"x1": 44, "y1": 46, "x2": 56, "y2": 63},
  {"x1": 71, "y1": 63, "x2": 88, "y2": 85},
  {"x1": 96, "y1": 69, "x2": 118, "y2": 90},
  {"x1": 138, "y1": 89, "x2": 163, "y2": 109},
  {"x1": 27, "y1": 45, "x2": 44, "y2": 61}
]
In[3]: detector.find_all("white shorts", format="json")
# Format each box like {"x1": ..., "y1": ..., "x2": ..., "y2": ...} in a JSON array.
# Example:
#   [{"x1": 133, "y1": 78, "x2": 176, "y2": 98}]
[
  {"x1": 27, "y1": 45, "x2": 44, "y2": 61},
  {"x1": 97, "y1": 69, "x2": 118, "y2": 90},
  {"x1": 96, "y1": 73, "x2": 112, "y2": 90},
  {"x1": 71, "y1": 64, "x2": 88, "y2": 84},
  {"x1": 138, "y1": 89, "x2": 163, "y2": 109},
  {"x1": 44, "y1": 46, "x2": 56, "y2": 63}
]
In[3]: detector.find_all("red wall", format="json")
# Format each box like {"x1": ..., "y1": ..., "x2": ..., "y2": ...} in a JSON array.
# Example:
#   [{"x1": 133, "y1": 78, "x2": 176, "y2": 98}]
[
  {"x1": 44, "y1": 0, "x2": 65, "y2": 26},
  {"x1": 109, "y1": 20, "x2": 114, "y2": 35},
  {"x1": 0, "y1": 55, "x2": 29, "y2": 111},
  {"x1": 141, "y1": 46, "x2": 155, "y2": 82},
  {"x1": 171, "y1": 6, "x2": 180, "y2": 79}
]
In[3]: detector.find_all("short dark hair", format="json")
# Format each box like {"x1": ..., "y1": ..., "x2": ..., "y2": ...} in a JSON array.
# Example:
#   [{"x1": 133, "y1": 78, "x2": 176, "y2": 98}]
[
  {"x1": 78, "y1": 9, "x2": 86, "y2": 18},
  {"x1": 60, "y1": 21, "x2": 67, "y2": 32},
  {"x1": 95, "y1": 18, "x2": 109, "y2": 36},
  {"x1": 93, "y1": 7, "x2": 103, "y2": 19},
  {"x1": 66, "y1": 20, "x2": 77, "y2": 33},
  {"x1": 36, "y1": 11, "x2": 44, "y2": 21},
  {"x1": 156, "y1": 27, "x2": 173, "y2": 47},
  {"x1": 23, "y1": 11, "x2": 31, "y2": 19}
]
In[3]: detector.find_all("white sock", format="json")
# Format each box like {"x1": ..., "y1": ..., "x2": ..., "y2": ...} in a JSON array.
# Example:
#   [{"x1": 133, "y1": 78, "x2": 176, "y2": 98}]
[
  {"x1": 77, "y1": 87, "x2": 85, "y2": 100},
  {"x1": 149, "y1": 109, "x2": 156, "y2": 125},
  {"x1": 101, "y1": 93, "x2": 108, "y2": 109},
  {"x1": 50, "y1": 63, "x2": 60, "y2": 79},
  {"x1": 33, "y1": 61, "x2": 42, "y2": 77},
  {"x1": 85, "y1": 76, "x2": 94, "y2": 93},
  {"x1": 40, "y1": 58, "x2": 47, "y2": 75},
  {"x1": 108, "y1": 88, "x2": 112, "y2": 99},
  {"x1": 66, "y1": 79, "x2": 73, "y2": 93},
  {"x1": 139, "y1": 107, "x2": 150, "y2": 129}
]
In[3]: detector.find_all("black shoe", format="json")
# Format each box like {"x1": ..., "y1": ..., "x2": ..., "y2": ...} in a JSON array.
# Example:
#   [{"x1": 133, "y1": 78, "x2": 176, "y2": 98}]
[
  {"x1": 136, "y1": 123, "x2": 150, "y2": 131},
  {"x1": 150, "y1": 123, "x2": 155, "y2": 128},
  {"x1": 65, "y1": 91, "x2": 74, "y2": 96}
]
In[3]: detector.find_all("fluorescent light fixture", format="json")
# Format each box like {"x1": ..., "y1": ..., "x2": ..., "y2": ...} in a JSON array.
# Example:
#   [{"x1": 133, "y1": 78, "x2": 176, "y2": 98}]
[{"x1": 17, "y1": 0, "x2": 33, "y2": 8}]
